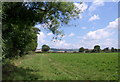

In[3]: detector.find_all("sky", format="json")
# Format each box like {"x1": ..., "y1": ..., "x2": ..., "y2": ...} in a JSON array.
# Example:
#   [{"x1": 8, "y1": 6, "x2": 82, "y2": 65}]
[{"x1": 35, "y1": 1, "x2": 119, "y2": 49}]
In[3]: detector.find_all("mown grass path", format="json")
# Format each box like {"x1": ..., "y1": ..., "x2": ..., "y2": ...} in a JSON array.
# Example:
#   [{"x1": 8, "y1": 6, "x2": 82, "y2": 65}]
[{"x1": 11, "y1": 53, "x2": 118, "y2": 80}]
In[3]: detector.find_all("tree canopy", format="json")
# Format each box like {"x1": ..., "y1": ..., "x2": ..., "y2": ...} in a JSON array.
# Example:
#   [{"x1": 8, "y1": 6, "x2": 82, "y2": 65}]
[
  {"x1": 2, "y1": 2, "x2": 82, "y2": 58},
  {"x1": 111, "y1": 47, "x2": 115, "y2": 52},
  {"x1": 42, "y1": 44, "x2": 50, "y2": 52},
  {"x1": 79, "y1": 47, "x2": 84, "y2": 52},
  {"x1": 94, "y1": 45, "x2": 101, "y2": 53}
]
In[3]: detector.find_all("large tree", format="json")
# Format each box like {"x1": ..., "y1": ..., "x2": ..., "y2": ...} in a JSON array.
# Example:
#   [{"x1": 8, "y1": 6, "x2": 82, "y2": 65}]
[
  {"x1": 93, "y1": 45, "x2": 101, "y2": 53},
  {"x1": 42, "y1": 44, "x2": 50, "y2": 52},
  {"x1": 79, "y1": 47, "x2": 84, "y2": 52},
  {"x1": 111, "y1": 47, "x2": 115, "y2": 52},
  {"x1": 2, "y1": 2, "x2": 82, "y2": 58}
]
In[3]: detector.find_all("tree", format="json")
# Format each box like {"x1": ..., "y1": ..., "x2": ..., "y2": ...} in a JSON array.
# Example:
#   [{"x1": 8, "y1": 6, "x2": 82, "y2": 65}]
[
  {"x1": 84, "y1": 49, "x2": 90, "y2": 53},
  {"x1": 2, "y1": 2, "x2": 82, "y2": 58},
  {"x1": 103, "y1": 47, "x2": 109, "y2": 53},
  {"x1": 42, "y1": 45, "x2": 50, "y2": 52},
  {"x1": 111, "y1": 47, "x2": 115, "y2": 52},
  {"x1": 79, "y1": 47, "x2": 84, "y2": 52},
  {"x1": 94, "y1": 45, "x2": 101, "y2": 53},
  {"x1": 114, "y1": 48, "x2": 118, "y2": 52}
]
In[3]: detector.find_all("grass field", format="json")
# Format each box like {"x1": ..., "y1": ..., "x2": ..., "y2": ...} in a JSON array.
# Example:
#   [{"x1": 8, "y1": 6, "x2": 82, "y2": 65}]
[{"x1": 4, "y1": 53, "x2": 118, "y2": 80}]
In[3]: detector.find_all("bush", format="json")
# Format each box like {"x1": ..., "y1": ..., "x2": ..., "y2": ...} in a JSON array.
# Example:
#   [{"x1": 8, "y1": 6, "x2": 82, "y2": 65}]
[
  {"x1": 79, "y1": 47, "x2": 84, "y2": 52},
  {"x1": 94, "y1": 45, "x2": 101, "y2": 53},
  {"x1": 42, "y1": 45, "x2": 50, "y2": 52}
]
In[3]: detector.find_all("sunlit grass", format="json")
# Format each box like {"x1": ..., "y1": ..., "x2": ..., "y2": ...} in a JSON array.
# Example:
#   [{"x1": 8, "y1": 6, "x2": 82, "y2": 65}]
[{"x1": 6, "y1": 53, "x2": 118, "y2": 80}]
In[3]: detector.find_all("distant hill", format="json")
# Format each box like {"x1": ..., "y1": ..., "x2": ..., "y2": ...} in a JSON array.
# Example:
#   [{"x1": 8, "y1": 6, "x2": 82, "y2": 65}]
[{"x1": 50, "y1": 48, "x2": 79, "y2": 52}]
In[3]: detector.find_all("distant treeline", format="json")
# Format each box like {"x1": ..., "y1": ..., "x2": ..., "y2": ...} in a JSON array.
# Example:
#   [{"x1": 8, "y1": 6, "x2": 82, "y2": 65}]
[
  {"x1": 78, "y1": 45, "x2": 119, "y2": 53},
  {"x1": 36, "y1": 45, "x2": 119, "y2": 53}
]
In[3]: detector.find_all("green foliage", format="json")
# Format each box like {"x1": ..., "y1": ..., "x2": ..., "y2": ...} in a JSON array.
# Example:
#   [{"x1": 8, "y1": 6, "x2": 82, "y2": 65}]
[
  {"x1": 114, "y1": 48, "x2": 118, "y2": 52},
  {"x1": 42, "y1": 44, "x2": 50, "y2": 52},
  {"x1": 2, "y1": 2, "x2": 81, "y2": 58},
  {"x1": 79, "y1": 47, "x2": 84, "y2": 52},
  {"x1": 93, "y1": 45, "x2": 101, "y2": 53},
  {"x1": 103, "y1": 47, "x2": 110, "y2": 53},
  {"x1": 111, "y1": 47, "x2": 115, "y2": 52},
  {"x1": 0, "y1": 2, "x2": 2, "y2": 59}
]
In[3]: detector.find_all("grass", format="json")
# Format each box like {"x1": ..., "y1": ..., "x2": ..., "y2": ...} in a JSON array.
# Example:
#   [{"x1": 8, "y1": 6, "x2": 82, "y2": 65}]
[{"x1": 3, "y1": 53, "x2": 118, "y2": 80}]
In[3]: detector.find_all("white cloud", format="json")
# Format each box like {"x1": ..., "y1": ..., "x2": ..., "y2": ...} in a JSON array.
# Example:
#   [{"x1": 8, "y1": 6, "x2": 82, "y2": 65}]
[
  {"x1": 80, "y1": 26, "x2": 95, "y2": 30},
  {"x1": 106, "y1": 18, "x2": 119, "y2": 29},
  {"x1": 85, "y1": 18, "x2": 119, "y2": 40},
  {"x1": 68, "y1": 33, "x2": 75, "y2": 37},
  {"x1": 93, "y1": 0, "x2": 104, "y2": 6},
  {"x1": 74, "y1": 3, "x2": 88, "y2": 13},
  {"x1": 52, "y1": 40, "x2": 71, "y2": 49},
  {"x1": 100, "y1": 39, "x2": 118, "y2": 48},
  {"x1": 47, "y1": 33, "x2": 53, "y2": 36},
  {"x1": 37, "y1": 32, "x2": 47, "y2": 49},
  {"x1": 80, "y1": 18, "x2": 119, "y2": 49},
  {"x1": 86, "y1": 29, "x2": 111, "y2": 40},
  {"x1": 89, "y1": 0, "x2": 104, "y2": 12},
  {"x1": 77, "y1": 38, "x2": 118, "y2": 49},
  {"x1": 37, "y1": 32, "x2": 70, "y2": 49},
  {"x1": 37, "y1": 18, "x2": 119, "y2": 49},
  {"x1": 74, "y1": 2, "x2": 88, "y2": 19},
  {"x1": 37, "y1": 32, "x2": 46, "y2": 43},
  {"x1": 89, "y1": 15, "x2": 100, "y2": 21}
]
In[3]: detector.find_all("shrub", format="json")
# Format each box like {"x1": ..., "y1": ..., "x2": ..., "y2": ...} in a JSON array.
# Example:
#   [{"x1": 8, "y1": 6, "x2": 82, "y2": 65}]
[{"x1": 42, "y1": 45, "x2": 50, "y2": 52}]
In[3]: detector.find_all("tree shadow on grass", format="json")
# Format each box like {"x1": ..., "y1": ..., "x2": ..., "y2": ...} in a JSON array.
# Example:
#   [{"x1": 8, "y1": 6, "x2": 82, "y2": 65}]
[{"x1": 2, "y1": 63, "x2": 43, "y2": 81}]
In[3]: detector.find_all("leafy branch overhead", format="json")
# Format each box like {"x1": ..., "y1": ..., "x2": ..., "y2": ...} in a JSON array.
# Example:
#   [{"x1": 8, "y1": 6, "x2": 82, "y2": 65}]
[
  {"x1": 2, "y1": 2, "x2": 82, "y2": 58},
  {"x1": 3, "y1": 2, "x2": 82, "y2": 34}
]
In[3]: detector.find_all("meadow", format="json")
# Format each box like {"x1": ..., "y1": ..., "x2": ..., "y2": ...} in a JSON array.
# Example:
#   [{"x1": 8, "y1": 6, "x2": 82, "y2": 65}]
[{"x1": 3, "y1": 53, "x2": 118, "y2": 80}]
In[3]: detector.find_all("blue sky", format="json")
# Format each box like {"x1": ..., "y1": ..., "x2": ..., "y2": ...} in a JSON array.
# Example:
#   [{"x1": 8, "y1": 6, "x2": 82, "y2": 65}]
[{"x1": 35, "y1": 2, "x2": 119, "y2": 49}]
